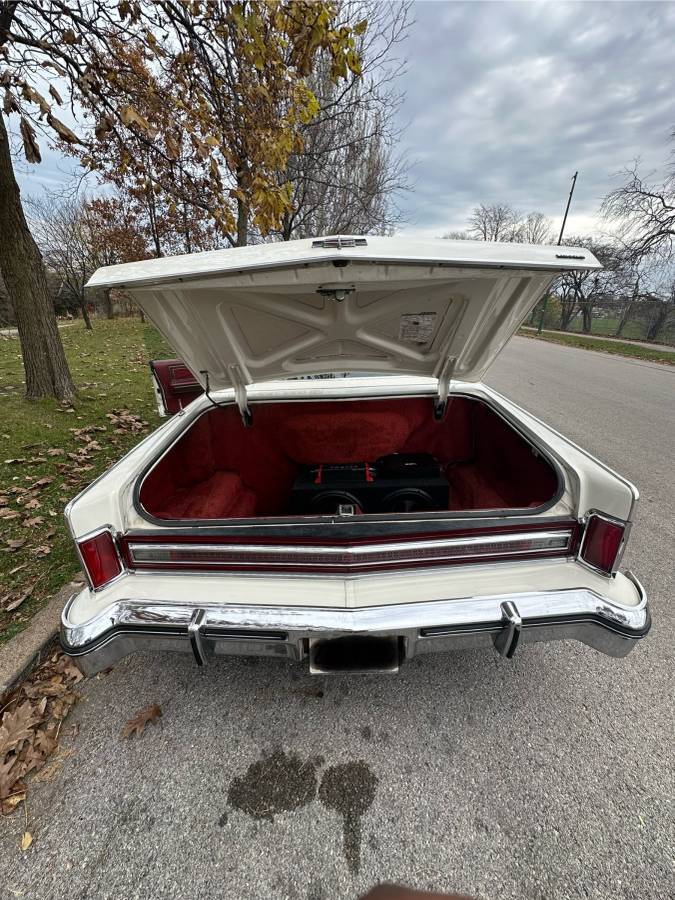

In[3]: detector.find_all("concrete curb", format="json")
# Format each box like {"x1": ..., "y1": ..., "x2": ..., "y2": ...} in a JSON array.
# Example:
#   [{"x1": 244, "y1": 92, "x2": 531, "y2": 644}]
[{"x1": 0, "y1": 580, "x2": 84, "y2": 698}]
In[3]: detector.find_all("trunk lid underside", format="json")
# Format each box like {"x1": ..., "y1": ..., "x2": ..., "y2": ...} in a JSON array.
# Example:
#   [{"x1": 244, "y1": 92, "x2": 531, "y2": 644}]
[{"x1": 86, "y1": 235, "x2": 601, "y2": 393}]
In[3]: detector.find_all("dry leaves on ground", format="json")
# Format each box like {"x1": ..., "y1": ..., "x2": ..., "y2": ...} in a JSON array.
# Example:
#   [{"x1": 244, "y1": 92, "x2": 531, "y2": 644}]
[
  {"x1": 107, "y1": 409, "x2": 147, "y2": 434},
  {"x1": 0, "y1": 650, "x2": 83, "y2": 817},
  {"x1": 121, "y1": 703, "x2": 162, "y2": 739},
  {"x1": 1, "y1": 581, "x2": 37, "y2": 613}
]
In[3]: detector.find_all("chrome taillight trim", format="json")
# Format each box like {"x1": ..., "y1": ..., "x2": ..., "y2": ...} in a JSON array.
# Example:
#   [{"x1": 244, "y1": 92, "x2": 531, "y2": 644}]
[
  {"x1": 74, "y1": 524, "x2": 127, "y2": 593},
  {"x1": 577, "y1": 510, "x2": 630, "y2": 578},
  {"x1": 125, "y1": 529, "x2": 574, "y2": 571}
]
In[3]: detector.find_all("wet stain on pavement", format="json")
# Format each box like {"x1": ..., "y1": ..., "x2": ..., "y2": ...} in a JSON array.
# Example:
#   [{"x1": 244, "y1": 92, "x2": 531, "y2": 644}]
[
  {"x1": 227, "y1": 748, "x2": 321, "y2": 821},
  {"x1": 318, "y1": 760, "x2": 378, "y2": 874}
]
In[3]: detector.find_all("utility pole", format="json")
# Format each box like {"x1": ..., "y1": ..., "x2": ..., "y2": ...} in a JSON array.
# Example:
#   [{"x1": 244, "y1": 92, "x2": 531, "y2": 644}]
[
  {"x1": 557, "y1": 171, "x2": 578, "y2": 246},
  {"x1": 538, "y1": 171, "x2": 579, "y2": 334}
]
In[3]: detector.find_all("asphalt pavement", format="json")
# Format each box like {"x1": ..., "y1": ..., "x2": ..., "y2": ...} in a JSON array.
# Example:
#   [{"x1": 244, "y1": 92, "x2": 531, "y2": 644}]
[{"x1": 1, "y1": 336, "x2": 673, "y2": 900}]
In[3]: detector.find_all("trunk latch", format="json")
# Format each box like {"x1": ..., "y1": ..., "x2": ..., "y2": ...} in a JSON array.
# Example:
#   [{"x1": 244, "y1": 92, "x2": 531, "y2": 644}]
[{"x1": 493, "y1": 600, "x2": 522, "y2": 658}]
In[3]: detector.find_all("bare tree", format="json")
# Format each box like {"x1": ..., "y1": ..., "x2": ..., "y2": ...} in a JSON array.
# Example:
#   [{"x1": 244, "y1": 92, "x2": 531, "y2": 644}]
[
  {"x1": 272, "y1": 1, "x2": 411, "y2": 241},
  {"x1": 464, "y1": 203, "x2": 553, "y2": 244},
  {"x1": 602, "y1": 142, "x2": 675, "y2": 264},
  {"x1": 442, "y1": 230, "x2": 471, "y2": 240},
  {"x1": 636, "y1": 272, "x2": 675, "y2": 341},
  {"x1": 557, "y1": 276, "x2": 578, "y2": 331},
  {"x1": 554, "y1": 237, "x2": 620, "y2": 333},
  {"x1": 27, "y1": 195, "x2": 97, "y2": 330},
  {"x1": 514, "y1": 211, "x2": 552, "y2": 244},
  {"x1": 467, "y1": 203, "x2": 521, "y2": 241}
]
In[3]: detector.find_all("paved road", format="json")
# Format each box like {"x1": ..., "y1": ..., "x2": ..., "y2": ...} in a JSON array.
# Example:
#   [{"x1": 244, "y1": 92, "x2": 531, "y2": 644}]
[{"x1": 2, "y1": 338, "x2": 674, "y2": 900}]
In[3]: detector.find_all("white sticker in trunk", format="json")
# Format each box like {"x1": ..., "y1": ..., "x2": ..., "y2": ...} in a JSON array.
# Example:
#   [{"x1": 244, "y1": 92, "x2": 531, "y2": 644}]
[{"x1": 398, "y1": 312, "x2": 437, "y2": 343}]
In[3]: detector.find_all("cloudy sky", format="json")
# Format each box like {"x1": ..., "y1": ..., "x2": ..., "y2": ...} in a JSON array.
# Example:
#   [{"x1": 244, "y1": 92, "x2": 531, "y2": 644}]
[
  {"x1": 14, "y1": 0, "x2": 675, "y2": 242},
  {"x1": 394, "y1": 0, "x2": 675, "y2": 238}
]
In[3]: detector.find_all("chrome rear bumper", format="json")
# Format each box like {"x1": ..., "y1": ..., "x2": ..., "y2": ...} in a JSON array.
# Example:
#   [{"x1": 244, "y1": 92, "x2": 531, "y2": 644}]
[{"x1": 61, "y1": 572, "x2": 650, "y2": 675}]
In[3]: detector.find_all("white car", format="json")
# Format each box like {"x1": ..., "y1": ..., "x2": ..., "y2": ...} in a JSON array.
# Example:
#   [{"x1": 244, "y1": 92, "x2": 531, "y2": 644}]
[{"x1": 62, "y1": 235, "x2": 650, "y2": 674}]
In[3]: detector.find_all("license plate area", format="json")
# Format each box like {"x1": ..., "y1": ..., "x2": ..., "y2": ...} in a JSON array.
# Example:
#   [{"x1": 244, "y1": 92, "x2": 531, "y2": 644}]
[{"x1": 309, "y1": 635, "x2": 402, "y2": 674}]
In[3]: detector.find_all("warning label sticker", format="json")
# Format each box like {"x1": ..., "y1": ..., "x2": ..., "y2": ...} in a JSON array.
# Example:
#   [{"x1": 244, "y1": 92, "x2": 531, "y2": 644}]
[{"x1": 398, "y1": 312, "x2": 437, "y2": 343}]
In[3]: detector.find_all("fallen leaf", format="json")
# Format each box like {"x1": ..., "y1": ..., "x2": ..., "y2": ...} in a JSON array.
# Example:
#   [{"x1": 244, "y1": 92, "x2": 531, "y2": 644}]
[
  {"x1": 122, "y1": 703, "x2": 162, "y2": 739},
  {"x1": 0, "y1": 509, "x2": 20, "y2": 520},
  {"x1": 32, "y1": 545, "x2": 52, "y2": 558},
  {"x1": 46, "y1": 448, "x2": 65, "y2": 457},
  {"x1": 4, "y1": 458, "x2": 26, "y2": 465},
  {"x1": 31, "y1": 477, "x2": 54, "y2": 490},
  {"x1": 5, "y1": 584, "x2": 36, "y2": 612},
  {"x1": 6, "y1": 539, "x2": 26, "y2": 551},
  {"x1": 0, "y1": 702, "x2": 42, "y2": 755},
  {"x1": 3, "y1": 791, "x2": 25, "y2": 810},
  {"x1": 20, "y1": 831, "x2": 32, "y2": 851},
  {"x1": 23, "y1": 499, "x2": 41, "y2": 510},
  {"x1": 23, "y1": 517, "x2": 44, "y2": 528}
]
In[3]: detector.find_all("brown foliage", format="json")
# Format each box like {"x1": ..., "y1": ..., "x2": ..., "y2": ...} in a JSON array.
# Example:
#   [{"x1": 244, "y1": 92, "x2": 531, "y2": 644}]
[
  {"x1": 0, "y1": 650, "x2": 82, "y2": 816},
  {"x1": 121, "y1": 703, "x2": 162, "y2": 739},
  {"x1": 2, "y1": 1, "x2": 365, "y2": 245}
]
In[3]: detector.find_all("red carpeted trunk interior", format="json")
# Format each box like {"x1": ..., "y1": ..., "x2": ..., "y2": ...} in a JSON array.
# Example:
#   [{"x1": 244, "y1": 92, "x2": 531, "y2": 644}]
[{"x1": 139, "y1": 396, "x2": 558, "y2": 520}]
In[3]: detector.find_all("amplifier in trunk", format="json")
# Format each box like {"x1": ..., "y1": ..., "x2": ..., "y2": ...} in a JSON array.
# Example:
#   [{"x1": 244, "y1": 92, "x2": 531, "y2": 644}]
[{"x1": 290, "y1": 453, "x2": 449, "y2": 515}]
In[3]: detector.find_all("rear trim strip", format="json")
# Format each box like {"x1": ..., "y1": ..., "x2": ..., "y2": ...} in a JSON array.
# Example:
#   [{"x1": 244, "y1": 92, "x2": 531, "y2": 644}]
[{"x1": 123, "y1": 528, "x2": 575, "y2": 573}]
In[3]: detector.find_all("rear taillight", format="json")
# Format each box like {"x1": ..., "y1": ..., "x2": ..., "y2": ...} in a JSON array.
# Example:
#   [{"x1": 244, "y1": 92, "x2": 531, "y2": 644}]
[
  {"x1": 580, "y1": 514, "x2": 625, "y2": 574},
  {"x1": 78, "y1": 530, "x2": 122, "y2": 589}
]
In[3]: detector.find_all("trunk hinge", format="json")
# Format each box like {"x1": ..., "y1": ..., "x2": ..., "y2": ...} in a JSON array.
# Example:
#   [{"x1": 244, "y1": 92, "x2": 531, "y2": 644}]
[
  {"x1": 227, "y1": 364, "x2": 252, "y2": 427},
  {"x1": 201, "y1": 366, "x2": 252, "y2": 426},
  {"x1": 434, "y1": 356, "x2": 457, "y2": 420}
]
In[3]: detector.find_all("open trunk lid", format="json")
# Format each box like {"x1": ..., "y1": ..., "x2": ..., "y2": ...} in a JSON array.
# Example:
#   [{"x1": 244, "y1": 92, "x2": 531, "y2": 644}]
[{"x1": 87, "y1": 235, "x2": 600, "y2": 401}]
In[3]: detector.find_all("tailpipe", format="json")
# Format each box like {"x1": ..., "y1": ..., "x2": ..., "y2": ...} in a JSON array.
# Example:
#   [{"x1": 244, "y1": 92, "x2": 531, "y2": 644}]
[{"x1": 309, "y1": 635, "x2": 402, "y2": 674}]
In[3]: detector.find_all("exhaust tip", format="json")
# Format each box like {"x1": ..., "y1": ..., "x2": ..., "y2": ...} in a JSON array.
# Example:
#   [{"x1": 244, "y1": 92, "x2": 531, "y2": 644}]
[{"x1": 309, "y1": 635, "x2": 402, "y2": 675}]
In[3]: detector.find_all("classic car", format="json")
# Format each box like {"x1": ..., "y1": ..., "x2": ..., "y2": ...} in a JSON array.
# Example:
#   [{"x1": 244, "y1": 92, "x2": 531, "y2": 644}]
[{"x1": 61, "y1": 235, "x2": 650, "y2": 675}]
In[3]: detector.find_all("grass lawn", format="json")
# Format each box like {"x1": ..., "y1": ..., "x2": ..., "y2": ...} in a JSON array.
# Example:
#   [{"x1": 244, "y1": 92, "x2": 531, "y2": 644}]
[
  {"x1": 519, "y1": 328, "x2": 675, "y2": 364},
  {"x1": 561, "y1": 317, "x2": 675, "y2": 344},
  {"x1": 0, "y1": 318, "x2": 173, "y2": 644}
]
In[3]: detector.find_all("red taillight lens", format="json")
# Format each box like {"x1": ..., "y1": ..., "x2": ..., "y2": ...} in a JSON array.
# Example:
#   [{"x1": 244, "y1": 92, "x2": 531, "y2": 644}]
[
  {"x1": 580, "y1": 515, "x2": 625, "y2": 574},
  {"x1": 78, "y1": 531, "x2": 122, "y2": 589}
]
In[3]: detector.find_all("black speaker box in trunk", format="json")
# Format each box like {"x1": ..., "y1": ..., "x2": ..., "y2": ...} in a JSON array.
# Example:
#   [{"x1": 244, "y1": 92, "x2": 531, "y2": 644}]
[{"x1": 290, "y1": 453, "x2": 449, "y2": 515}]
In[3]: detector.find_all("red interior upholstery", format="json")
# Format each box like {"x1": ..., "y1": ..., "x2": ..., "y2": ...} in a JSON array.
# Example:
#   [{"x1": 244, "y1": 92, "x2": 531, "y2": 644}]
[{"x1": 139, "y1": 396, "x2": 557, "y2": 520}]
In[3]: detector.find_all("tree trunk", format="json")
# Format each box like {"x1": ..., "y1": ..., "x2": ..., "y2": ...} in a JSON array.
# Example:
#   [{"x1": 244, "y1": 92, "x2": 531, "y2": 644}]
[
  {"x1": 559, "y1": 301, "x2": 576, "y2": 331},
  {"x1": 615, "y1": 302, "x2": 633, "y2": 337},
  {"x1": 0, "y1": 113, "x2": 76, "y2": 401},
  {"x1": 79, "y1": 295, "x2": 93, "y2": 330},
  {"x1": 104, "y1": 288, "x2": 114, "y2": 319},
  {"x1": 580, "y1": 302, "x2": 593, "y2": 334}
]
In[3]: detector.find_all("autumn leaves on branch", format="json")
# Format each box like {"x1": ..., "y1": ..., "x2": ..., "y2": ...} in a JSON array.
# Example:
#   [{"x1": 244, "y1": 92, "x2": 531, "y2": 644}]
[{"x1": 2, "y1": 1, "x2": 367, "y2": 246}]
